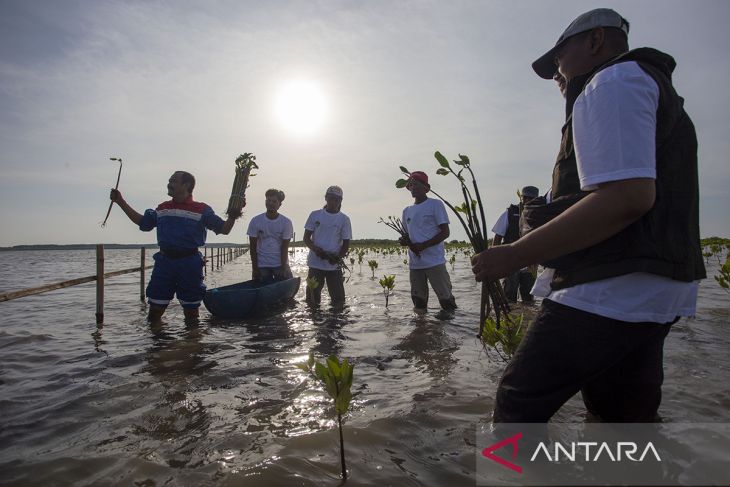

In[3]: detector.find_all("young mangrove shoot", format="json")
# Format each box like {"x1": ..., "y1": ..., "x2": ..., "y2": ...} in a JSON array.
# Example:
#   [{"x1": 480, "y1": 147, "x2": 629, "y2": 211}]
[
  {"x1": 368, "y1": 259, "x2": 378, "y2": 279},
  {"x1": 297, "y1": 352, "x2": 354, "y2": 480},
  {"x1": 378, "y1": 274, "x2": 396, "y2": 307},
  {"x1": 481, "y1": 314, "x2": 526, "y2": 362}
]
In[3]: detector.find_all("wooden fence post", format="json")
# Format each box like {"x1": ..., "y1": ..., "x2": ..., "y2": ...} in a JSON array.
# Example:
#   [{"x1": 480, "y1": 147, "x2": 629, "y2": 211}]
[
  {"x1": 140, "y1": 247, "x2": 146, "y2": 302},
  {"x1": 95, "y1": 244, "x2": 104, "y2": 324}
]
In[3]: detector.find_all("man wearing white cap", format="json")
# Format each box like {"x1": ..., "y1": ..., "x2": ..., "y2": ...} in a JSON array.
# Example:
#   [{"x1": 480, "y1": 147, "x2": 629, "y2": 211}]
[
  {"x1": 472, "y1": 8, "x2": 705, "y2": 422},
  {"x1": 303, "y1": 186, "x2": 352, "y2": 306}
]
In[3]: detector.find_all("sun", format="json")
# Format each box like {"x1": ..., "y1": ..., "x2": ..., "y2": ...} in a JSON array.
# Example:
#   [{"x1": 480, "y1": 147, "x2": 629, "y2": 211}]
[{"x1": 274, "y1": 79, "x2": 328, "y2": 136}]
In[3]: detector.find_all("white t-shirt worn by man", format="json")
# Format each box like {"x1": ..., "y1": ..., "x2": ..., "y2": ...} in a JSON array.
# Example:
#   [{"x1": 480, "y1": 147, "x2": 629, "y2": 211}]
[
  {"x1": 246, "y1": 213, "x2": 294, "y2": 268},
  {"x1": 305, "y1": 208, "x2": 353, "y2": 271},
  {"x1": 402, "y1": 197, "x2": 449, "y2": 269},
  {"x1": 532, "y1": 61, "x2": 699, "y2": 323}
]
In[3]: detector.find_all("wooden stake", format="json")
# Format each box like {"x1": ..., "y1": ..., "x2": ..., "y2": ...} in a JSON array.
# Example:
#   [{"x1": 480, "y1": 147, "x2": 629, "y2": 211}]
[{"x1": 96, "y1": 244, "x2": 104, "y2": 324}]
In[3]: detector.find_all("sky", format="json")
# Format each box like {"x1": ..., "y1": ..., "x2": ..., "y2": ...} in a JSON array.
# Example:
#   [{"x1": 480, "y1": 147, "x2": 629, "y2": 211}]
[{"x1": 1, "y1": 0, "x2": 728, "y2": 246}]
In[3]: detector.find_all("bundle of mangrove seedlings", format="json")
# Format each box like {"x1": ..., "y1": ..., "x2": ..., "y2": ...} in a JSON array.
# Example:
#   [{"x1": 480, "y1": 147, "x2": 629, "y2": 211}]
[
  {"x1": 379, "y1": 216, "x2": 421, "y2": 257},
  {"x1": 226, "y1": 153, "x2": 258, "y2": 218}
]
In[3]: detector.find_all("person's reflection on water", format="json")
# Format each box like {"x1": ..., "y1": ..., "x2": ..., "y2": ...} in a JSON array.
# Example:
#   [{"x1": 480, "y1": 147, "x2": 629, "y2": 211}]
[
  {"x1": 394, "y1": 316, "x2": 459, "y2": 380},
  {"x1": 310, "y1": 305, "x2": 351, "y2": 358},
  {"x1": 135, "y1": 321, "x2": 213, "y2": 466}
]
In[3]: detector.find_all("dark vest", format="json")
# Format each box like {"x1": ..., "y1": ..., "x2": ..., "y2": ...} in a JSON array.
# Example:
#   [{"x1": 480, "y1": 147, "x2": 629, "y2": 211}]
[
  {"x1": 523, "y1": 48, "x2": 706, "y2": 289},
  {"x1": 503, "y1": 204, "x2": 521, "y2": 244}
]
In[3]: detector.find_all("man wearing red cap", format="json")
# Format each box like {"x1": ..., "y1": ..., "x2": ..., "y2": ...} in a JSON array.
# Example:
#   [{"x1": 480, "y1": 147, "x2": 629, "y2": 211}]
[
  {"x1": 400, "y1": 171, "x2": 457, "y2": 314},
  {"x1": 472, "y1": 8, "x2": 704, "y2": 422}
]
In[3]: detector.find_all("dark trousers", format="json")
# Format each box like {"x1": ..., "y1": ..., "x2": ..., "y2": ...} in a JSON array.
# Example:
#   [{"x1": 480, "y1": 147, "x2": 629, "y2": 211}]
[
  {"x1": 493, "y1": 299, "x2": 674, "y2": 423},
  {"x1": 306, "y1": 267, "x2": 345, "y2": 305},
  {"x1": 502, "y1": 269, "x2": 535, "y2": 303}
]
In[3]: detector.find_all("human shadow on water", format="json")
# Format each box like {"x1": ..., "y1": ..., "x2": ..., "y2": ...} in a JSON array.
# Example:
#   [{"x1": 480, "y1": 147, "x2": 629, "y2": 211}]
[
  {"x1": 131, "y1": 321, "x2": 214, "y2": 467},
  {"x1": 392, "y1": 315, "x2": 459, "y2": 380},
  {"x1": 308, "y1": 304, "x2": 352, "y2": 358}
]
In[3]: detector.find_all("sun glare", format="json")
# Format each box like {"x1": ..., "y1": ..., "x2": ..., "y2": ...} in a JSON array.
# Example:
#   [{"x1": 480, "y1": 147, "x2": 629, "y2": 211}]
[{"x1": 274, "y1": 79, "x2": 328, "y2": 136}]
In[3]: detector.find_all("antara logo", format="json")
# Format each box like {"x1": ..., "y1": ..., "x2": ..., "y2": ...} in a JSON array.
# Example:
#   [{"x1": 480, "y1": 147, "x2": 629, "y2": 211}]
[
  {"x1": 482, "y1": 432, "x2": 661, "y2": 474},
  {"x1": 482, "y1": 432, "x2": 523, "y2": 473}
]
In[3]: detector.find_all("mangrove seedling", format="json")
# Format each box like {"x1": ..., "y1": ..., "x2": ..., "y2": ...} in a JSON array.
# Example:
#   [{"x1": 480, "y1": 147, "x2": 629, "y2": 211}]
[
  {"x1": 368, "y1": 259, "x2": 378, "y2": 278},
  {"x1": 378, "y1": 215, "x2": 420, "y2": 257},
  {"x1": 378, "y1": 274, "x2": 396, "y2": 307},
  {"x1": 357, "y1": 249, "x2": 366, "y2": 273},
  {"x1": 715, "y1": 254, "x2": 730, "y2": 292},
  {"x1": 297, "y1": 352, "x2": 355, "y2": 480},
  {"x1": 481, "y1": 314, "x2": 526, "y2": 362},
  {"x1": 449, "y1": 253, "x2": 457, "y2": 271}
]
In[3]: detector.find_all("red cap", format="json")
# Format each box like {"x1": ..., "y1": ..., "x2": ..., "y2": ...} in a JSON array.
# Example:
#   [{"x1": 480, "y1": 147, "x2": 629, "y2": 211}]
[{"x1": 408, "y1": 171, "x2": 429, "y2": 187}]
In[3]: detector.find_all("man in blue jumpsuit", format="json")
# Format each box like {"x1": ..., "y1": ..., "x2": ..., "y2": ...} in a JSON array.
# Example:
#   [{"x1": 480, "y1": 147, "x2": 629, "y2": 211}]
[{"x1": 110, "y1": 171, "x2": 241, "y2": 322}]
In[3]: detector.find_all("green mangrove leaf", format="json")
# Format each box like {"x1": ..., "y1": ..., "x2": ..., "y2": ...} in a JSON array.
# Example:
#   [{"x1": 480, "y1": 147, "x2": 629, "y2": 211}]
[
  {"x1": 458, "y1": 153, "x2": 470, "y2": 165},
  {"x1": 434, "y1": 151, "x2": 450, "y2": 168},
  {"x1": 481, "y1": 318, "x2": 500, "y2": 347},
  {"x1": 436, "y1": 168, "x2": 449, "y2": 176},
  {"x1": 336, "y1": 389, "x2": 353, "y2": 415},
  {"x1": 327, "y1": 356, "x2": 342, "y2": 378},
  {"x1": 395, "y1": 179, "x2": 408, "y2": 188},
  {"x1": 314, "y1": 361, "x2": 328, "y2": 380},
  {"x1": 295, "y1": 363, "x2": 310, "y2": 373},
  {"x1": 342, "y1": 361, "x2": 354, "y2": 389}
]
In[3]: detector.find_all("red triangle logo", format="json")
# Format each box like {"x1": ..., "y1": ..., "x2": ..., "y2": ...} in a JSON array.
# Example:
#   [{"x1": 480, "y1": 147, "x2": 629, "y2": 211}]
[{"x1": 481, "y1": 432, "x2": 523, "y2": 473}]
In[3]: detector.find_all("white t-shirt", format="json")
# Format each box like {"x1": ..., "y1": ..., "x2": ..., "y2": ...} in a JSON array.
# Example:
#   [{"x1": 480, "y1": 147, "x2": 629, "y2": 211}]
[
  {"x1": 304, "y1": 208, "x2": 352, "y2": 271},
  {"x1": 492, "y1": 210, "x2": 509, "y2": 237},
  {"x1": 402, "y1": 197, "x2": 449, "y2": 269},
  {"x1": 532, "y1": 61, "x2": 699, "y2": 323},
  {"x1": 246, "y1": 213, "x2": 294, "y2": 268}
]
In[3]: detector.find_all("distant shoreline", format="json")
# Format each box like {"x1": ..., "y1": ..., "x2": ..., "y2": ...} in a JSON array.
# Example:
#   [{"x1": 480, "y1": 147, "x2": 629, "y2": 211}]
[{"x1": 0, "y1": 239, "x2": 412, "y2": 251}]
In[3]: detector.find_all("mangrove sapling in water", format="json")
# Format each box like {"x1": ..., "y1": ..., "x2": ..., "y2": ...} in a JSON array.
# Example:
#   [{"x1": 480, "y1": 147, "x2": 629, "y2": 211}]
[
  {"x1": 395, "y1": 153, "x2": 512, "y2": 339},
  {"x1": 297, "y1": 352, "x2": 354, "y2": 480},
  {"x1": 368, "y1": 260, "x2": 378, "y2": 279},
  {"x1": 378, "y1": 274, "x2": 396, "y2": 307},
  {"x1": 700, "y1": 237, "x2": 730, "y2": 291},
  {"x1": 716, "y1": 254, "x2": 730, "y2": 292}
]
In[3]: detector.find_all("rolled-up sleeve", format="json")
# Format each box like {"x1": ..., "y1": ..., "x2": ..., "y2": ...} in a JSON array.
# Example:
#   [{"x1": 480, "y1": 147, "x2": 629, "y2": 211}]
[{"x1": 139, "y1": 209, "x2": 157, "y2": 231}]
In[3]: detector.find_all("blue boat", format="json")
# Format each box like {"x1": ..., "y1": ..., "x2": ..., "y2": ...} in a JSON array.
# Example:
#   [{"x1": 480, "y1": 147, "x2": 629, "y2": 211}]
[{"x1": 203, "y1": 277, "x2": 300, "y2": 319}]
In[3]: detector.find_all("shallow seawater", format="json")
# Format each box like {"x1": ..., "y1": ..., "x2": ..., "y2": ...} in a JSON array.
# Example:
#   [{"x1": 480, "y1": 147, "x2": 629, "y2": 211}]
[{"x1": 0, "y1": 248, "x2": 728, "y2": 486}]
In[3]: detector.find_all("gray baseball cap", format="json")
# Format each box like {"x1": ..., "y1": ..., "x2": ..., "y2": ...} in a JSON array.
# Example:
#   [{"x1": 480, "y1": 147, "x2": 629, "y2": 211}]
[{"x1": 532, "y1": 8, "x2": 629, "y2": 79}]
